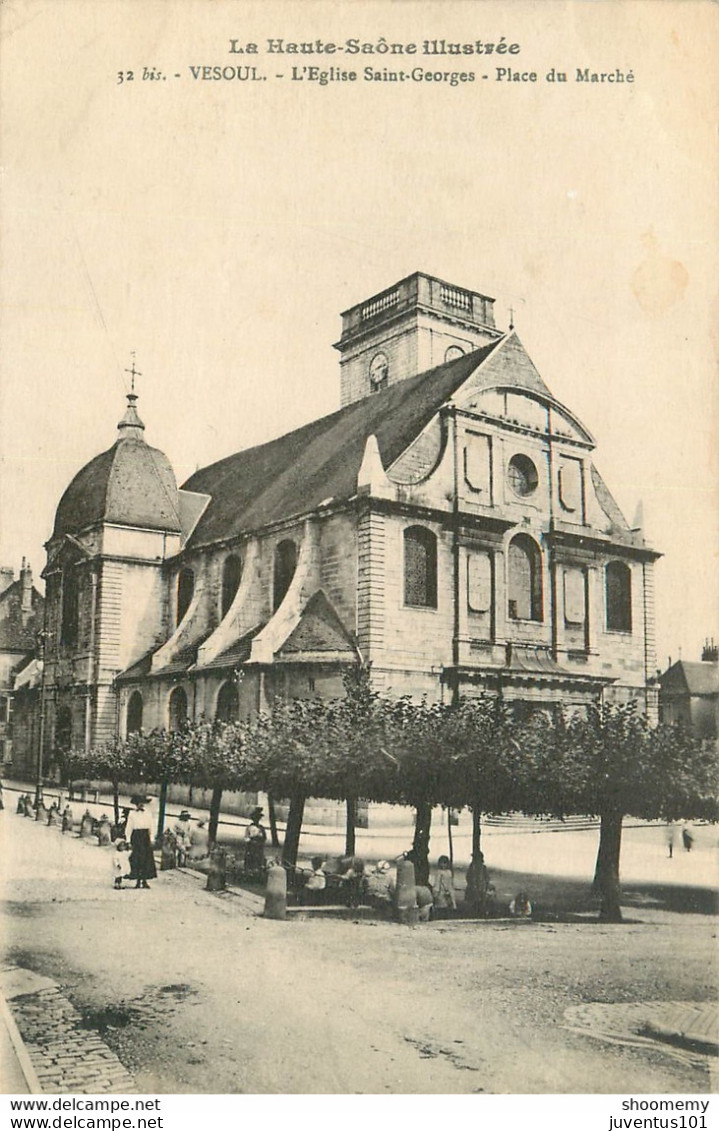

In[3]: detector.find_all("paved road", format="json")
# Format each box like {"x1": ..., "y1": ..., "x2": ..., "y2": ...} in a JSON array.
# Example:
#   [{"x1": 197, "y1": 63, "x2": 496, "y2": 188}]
[{"x1": 1, "y1": 808, "x2": 715, "y2": 1095}]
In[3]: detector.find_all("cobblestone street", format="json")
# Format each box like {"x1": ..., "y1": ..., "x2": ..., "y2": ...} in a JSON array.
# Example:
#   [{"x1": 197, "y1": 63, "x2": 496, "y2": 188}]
[
  {"x1": 1, "y1": 804, "x2": 717, "y2": 1095},
  {"x1": 2, "y1": 973, "x2": 134, "y2": 1093}
]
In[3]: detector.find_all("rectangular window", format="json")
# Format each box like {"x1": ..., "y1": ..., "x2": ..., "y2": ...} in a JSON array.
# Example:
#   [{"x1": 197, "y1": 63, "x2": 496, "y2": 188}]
[{"x1": 404, "y1": 527, "x2": 438, "y2": 608}]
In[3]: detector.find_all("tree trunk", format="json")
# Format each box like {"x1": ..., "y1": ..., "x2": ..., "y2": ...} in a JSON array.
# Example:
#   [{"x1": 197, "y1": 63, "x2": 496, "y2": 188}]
[
  {"x1": 471, "y1": 805, "x2": 482, "y2": 862},
  {"x1": 155, "y1": 780, "x2": 168, "y2": 847},
  {"x1": 593, "y1": 810, "x2": 624, "y2": 922},
  {"x1": 112, "y1": 780, "x2": 120, "y2": 829},
  {"x1": 208, "y1": 786, "x2": 223, "y2": 845},
  {"x1": 412, "y1": 801, "x2": 432, "y2": 886},
  {"x1": 282, "y1": 792, "x2": 305, "y2": 868},
  {"x1": 345, "y1": 796, "x2": 357, "y2": 857},
  {"x1": 447, "y1": 807, "x2": 454, "y2": 871},
  {"x1": 267, "y1": 793, "x2": 280, "y2": 848}
]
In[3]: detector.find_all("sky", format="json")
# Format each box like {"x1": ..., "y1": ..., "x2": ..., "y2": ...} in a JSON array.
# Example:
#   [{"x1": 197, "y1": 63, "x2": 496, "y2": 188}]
[{"x1": 0, "y1": 0, "x2": 717, "y2": 671}]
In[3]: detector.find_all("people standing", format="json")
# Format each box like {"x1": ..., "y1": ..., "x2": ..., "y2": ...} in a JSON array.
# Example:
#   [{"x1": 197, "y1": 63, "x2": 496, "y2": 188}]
[
  {"x1": 125, "y1": 795, "x2": 157, "y2": 889},
  {"x1": 681, "y1": 823, "x2": 695, "y2": 852},
  {"x1": 432, "y1": 855, "x2": 457, "y2": 914},
  {"x1": 111, "y1": 841, "x2": 130, "y2": 889},
  {"x1": 665, "y1": 822, "x2": 677, "y2": 859},
  {"x1": 172, "y1": 810, "x2": 193, "y2": 866},
  {"x1": 463, "y1": 851, "x2": 495, "y2": 918},
  {"x1": 243, "y1": 806, "x2": 267, "y2": 873}
]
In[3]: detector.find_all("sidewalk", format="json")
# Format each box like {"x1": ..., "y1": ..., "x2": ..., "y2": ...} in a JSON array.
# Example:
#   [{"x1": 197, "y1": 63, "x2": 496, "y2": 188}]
[
  {"x1": 1, "y1": 990, "x2": 40, "y2": 1094},
  {"x1": 644, "y1": 1002, "x2": 719, "y2": 1055}
]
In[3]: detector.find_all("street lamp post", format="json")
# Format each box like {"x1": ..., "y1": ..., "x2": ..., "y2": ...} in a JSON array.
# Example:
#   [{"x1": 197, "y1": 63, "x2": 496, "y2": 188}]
[{"x1": 34, "y1": 627, "x2": 52, "y2": 806}]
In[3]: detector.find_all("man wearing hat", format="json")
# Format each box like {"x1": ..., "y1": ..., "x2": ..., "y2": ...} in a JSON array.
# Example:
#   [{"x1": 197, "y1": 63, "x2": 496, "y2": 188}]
[
  {"x1": 172, "y1": 809, "x2": 193, "y2": 867},
  {"x1": 243, "y1": 806, "x2": 267, "y2": 874}
]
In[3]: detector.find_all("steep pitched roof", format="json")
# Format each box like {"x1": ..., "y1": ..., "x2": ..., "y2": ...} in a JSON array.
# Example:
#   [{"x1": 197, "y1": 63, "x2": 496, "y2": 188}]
[
  {"x1": 660, "y1": 661, "x2": 719, "y2": 697},
  {"x1": 277, "y1": 591, "x2": 357, "y2": 657},
  {"x1": 183, "y1": 339, "x2": 503, "y2": 547}
]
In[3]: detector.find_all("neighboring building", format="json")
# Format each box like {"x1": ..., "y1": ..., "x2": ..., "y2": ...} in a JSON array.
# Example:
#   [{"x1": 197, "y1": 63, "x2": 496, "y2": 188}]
[
  {"x1": 659, "y1": 641, "x2": 719, "y2": 746},
  {"x1": 0, "y1": 560, "x2": 44, "y2": 770},
  {"x1": 12, "y1": 273, "x2": 661, "y2": 777}
]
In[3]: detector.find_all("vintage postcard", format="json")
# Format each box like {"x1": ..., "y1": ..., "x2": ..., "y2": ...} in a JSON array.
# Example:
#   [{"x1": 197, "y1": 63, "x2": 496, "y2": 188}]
[{"x1": 0, "y1": 0, "x2": 717, "y2": 1113}]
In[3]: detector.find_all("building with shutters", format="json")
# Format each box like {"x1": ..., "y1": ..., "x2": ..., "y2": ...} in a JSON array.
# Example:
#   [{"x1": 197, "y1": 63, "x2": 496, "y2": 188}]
[{"x1": 10, "y1": 272, "x2": 661, "y2": 778}]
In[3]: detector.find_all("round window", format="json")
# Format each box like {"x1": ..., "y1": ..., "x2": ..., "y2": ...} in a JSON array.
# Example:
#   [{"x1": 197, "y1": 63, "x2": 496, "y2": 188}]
[{"x1": 507, "y1": 454, "x2": 539, "y2": 497}]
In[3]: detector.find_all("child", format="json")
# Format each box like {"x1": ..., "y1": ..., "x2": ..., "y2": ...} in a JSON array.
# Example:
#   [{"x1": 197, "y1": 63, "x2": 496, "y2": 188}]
[
  {"x1": 112, "y1": 840, "x2": 129, "y2": 889},
  {"x1": 508, "y1": 891, "x2": 533, "y2": 918},
  {"x1": 432, "y1": 855, "x2": 457, "y2": 913},
  {"x1": 302, "y1": 856, "x2": 327, "y2": 904}
]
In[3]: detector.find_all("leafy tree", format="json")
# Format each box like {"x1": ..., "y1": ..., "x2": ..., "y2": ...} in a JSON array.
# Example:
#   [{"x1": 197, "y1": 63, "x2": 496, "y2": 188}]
[
  {"x1": 528, "y1": 703, "x2": 718, "y2": 922},
  {"x1": 242, "y1": 696, "x2": 340, "y2": 866},
  {"x1": 441, "y1": 697, "x2": 524, "y2": 868},
  {"x1": 124, "y1": 727, "x2": 196, "y2": 844},
  {"x1": 90, "y1": 736, "x2": 133, "y2": 826}
]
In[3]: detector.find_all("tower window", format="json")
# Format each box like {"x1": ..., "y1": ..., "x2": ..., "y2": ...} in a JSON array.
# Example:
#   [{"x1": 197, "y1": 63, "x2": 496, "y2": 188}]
[
  {"x1": 177, "y1": 568, "x2": 195, "y2": 626},
  {"x1": 273, "y1": 540, "x2": 297, "y2": 611},
  {"x1": 126, "y1": 691, "x2": 143, "y2": 735},
  {"x1": 404, "y1": 526, "x2": 438, "y2": 609},
  {"x1": 508, "y1": 534, "x2": 543, "y2": 621},
  {"x1": 221, "y1": 554, "x2": 243, "y2": 617},
  {"x1": 605, "y1": 561, "x2": 632, "y2": 633}
]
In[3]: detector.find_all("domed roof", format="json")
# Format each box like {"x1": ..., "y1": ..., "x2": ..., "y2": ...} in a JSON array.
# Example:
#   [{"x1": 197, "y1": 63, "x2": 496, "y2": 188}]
[{"x1": 53, "y1": 395, "x2": 182, "y2": 538}]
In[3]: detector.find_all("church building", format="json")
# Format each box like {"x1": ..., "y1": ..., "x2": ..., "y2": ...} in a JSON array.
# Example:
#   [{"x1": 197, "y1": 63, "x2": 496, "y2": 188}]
[{"x1": 11, "y1": 273, "x2": 660, "y2": 777}]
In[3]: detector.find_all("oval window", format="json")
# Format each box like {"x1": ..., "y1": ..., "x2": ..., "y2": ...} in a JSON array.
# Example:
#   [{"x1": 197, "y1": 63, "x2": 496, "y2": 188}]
[{"x1": 507, "y1": 454, "x2": 539, "y2": 498}]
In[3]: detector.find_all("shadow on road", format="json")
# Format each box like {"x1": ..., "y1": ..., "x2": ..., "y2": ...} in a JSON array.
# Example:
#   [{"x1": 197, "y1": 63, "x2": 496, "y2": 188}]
[{"x1": 485, "y1": 867, "x2": 719, "y2": 920}]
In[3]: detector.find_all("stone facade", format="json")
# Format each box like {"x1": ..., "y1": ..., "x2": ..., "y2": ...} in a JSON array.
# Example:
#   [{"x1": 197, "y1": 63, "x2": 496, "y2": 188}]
[
  {"x1": 11, "y1": 273, "x2": 660, "y2": 779},
  {"x1": 0, "y1": 561, "x2": 44, "y2": 772}
]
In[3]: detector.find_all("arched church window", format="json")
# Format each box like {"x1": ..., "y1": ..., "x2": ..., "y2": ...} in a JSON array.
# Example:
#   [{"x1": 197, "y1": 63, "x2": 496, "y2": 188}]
[
  {"x1": 403, "y1": 526, "x2": 438, "y2": 609},
  {"x1": 508, "y1": 534, "x2": 543, "y2": 621},
  {"x1": 168, "y1": 686, "x2": 188, "y2": 731},
  {"x1": 221, "y1": 555, "x2": 243, "y2": 617},
  {"x1": 215, "y1": 680, "x2": 239, "y2": 723},
  {"x1": 605, "y1": 561, "x2": 632, "y2": 633},
  {"x1": 126, "y1": 691, "x2": 143, "y2": 735},
  {"x1": 176, "y1": 568, "x2": 195, "y2": 626},
  {"x1": 273, "y1": 540, "x2": 297, "y2": 611},
  {"x1": 60, "y1": 564, "x2": 79, "y2": 647},
  {"x1": 55, "y1": 706, "x2": 72, "y2": 754}
]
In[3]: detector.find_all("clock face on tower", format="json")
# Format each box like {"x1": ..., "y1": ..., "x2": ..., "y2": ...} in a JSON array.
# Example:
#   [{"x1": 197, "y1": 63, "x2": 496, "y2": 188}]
[{"x1": 369, "y1": 352, "x2": 389, "y2": 390}]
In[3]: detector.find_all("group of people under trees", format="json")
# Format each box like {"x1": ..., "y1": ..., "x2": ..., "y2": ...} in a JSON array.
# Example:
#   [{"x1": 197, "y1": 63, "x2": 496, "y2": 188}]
[{"x1": 297, "y1": 848, "x2": 533, "y2": 921}]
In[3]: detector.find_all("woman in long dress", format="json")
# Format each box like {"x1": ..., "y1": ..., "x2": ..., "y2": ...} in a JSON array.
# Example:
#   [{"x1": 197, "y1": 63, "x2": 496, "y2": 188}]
[{"x1": 125, "y1": 796, "x2": 157, "y2": 889}]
